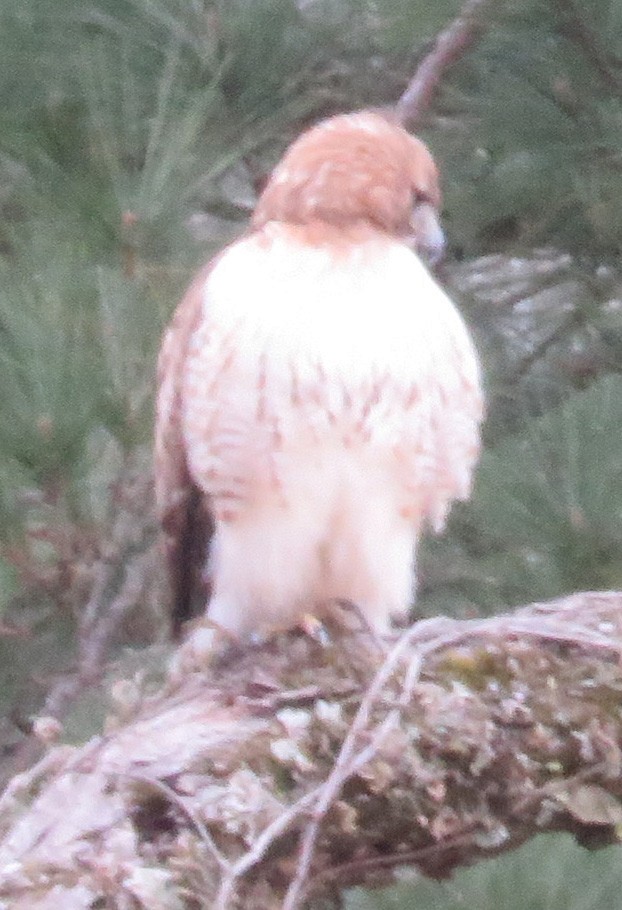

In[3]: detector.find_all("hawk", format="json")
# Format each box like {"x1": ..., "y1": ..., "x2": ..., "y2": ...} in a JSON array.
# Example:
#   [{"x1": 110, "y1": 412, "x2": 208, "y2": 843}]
[{"x1": 155, "y1": 111, "x2": 483, "y2": 642}]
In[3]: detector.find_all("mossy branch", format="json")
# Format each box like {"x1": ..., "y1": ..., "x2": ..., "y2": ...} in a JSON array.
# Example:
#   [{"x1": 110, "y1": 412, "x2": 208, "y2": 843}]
[{"x1": 2, "y1": 592, "x2": 622, "y2": 909}]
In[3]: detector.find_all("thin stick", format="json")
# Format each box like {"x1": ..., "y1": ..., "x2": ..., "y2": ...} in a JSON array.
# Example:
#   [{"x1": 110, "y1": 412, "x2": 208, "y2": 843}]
[
  {"x1": 396, "y1": 0, "x2": 495, "y2": 127},
  {"x1": 281, "y1": 621, "x2": 433, "y2": 910},
  {"x1": 118, "y1": 771, "x2": 230, "y2": 872},
  {"x1": 214, "y1": 788, "x2": 321, "y2": 910},
  {"x1": 282, "y1": 607, "x2": 621, "y2": 908}
]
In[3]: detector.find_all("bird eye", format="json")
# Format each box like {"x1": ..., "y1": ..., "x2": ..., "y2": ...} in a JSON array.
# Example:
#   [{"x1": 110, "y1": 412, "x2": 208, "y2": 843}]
[{"x1": 412, "y1": 189, "x2": 435, "y2": 207}]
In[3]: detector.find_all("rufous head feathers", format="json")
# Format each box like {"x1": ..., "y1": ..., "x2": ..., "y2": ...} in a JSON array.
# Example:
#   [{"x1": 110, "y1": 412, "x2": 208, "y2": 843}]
[{"x1": 252, "y1": 110, "x2": 444, "y2": 261}]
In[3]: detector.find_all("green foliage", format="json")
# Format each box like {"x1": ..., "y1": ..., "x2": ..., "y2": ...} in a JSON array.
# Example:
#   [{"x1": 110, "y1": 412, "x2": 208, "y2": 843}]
[
  {"x1": 476, "y1": 374, "x2": 622, "y2": 599},
  {"x1": 419, "y1": 248, "x2": 622, "y2": 618},
  {"x1": 437, "y1": 0, "x2": 622, "y2": 259},
  {"x1": 421, "y1": 373, "x2": 622, "y2": 615},
  {"x1": 0, "y1": 0, "x2": 621, "y2": 653},
  {"x1": 0, "y1": 255, "x2": 101, "y2": 484},
  {"x1": 347, "y1": 834, "x2": 622, "y2": 910},
  {"x1": 1, "y1": 1, "x2": 622, "y2": 907},
  {"x1": 0, "y1": 235, "x2": 158, "y2": 485},
  {"x1": 0, "y1": 0, "x2": 472, "y2": 632}
]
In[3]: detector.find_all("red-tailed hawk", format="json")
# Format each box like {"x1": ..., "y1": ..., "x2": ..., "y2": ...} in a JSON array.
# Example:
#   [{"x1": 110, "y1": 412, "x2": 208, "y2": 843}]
[{"x1": 155, "y1": 111, "x2": 483, "y2": 642}]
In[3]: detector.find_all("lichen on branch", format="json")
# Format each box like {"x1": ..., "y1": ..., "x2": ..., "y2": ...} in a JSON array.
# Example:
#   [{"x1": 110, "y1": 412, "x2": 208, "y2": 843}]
[{"x1": 1, "y1": 592, "x2": 622, "y2": 909}]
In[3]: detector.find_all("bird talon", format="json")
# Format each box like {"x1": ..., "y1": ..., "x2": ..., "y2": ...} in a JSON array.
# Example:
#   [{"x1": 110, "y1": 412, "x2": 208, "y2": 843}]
[{"x1": 299, "y1": 613, "x2": 331, "y2": 646}]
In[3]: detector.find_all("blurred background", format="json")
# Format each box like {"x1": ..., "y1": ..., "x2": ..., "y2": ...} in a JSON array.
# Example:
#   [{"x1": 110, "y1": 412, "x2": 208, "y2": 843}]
[{"x1": 1, "y1": 0, "x2": 622, "y2": 905}]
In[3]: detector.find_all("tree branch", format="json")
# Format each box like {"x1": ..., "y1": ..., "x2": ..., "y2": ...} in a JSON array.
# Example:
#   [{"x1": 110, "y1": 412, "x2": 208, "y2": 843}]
[
  {"x1": 5, "y1": 463, "x2": 161, "y2": 783},
  {"x1": 2, "y1": 592, "x2": 622, "y2": 909},
  {"x1": 396, "y1": 0, "x2": 496, "y2": 127}
]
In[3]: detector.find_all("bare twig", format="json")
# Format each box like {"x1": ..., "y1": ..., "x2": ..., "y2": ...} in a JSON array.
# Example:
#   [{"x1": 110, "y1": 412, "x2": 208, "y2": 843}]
[
  {"x1": 46, "y1": 554, "x2": 152, "y2": 715},
  {"x1": 78, "y1": 552, "x2": 152, "y2": 673},
  {"x1": 305, "y1": 828, "x2": 479, "y2": 899},
  {"x1": 283, "y1": 620, "x2": 472, "y2": 909},
  {"x1": 282, "y1": 606, "x2": 622, "y2": 908},
  {"x1": 7, "y1": 554, "x2": 153, "y2": 779},
  {"x1": 4, "y1": 592, "x2": 622, "y2": 909},
  {"x1": 396, "y1": 0, "x2": 496, "y2": 127},
  {"x1": 214, "y1": 789, "x2": 321, "y2": 910},
  {"x1": 119, "y1": 771, "x2": 231, "y2": 872},
  {"x1": 217, "y1": 622, "x2": 439, "y2": 909},
  {"x1": 282, "y1": 713, "x2": 403, "y2": 910},
  {"x1": 7, "y1": 469, "x2": 158, "y2": 780},
  {"x1": 0, "y1": 747, "x2": 73, "y2": 817}
]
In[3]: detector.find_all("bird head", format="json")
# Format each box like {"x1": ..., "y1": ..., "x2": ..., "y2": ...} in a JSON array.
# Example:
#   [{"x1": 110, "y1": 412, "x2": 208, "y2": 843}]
[{"x1": 252, "y1": 110, "x2": 445, "y2": 264}]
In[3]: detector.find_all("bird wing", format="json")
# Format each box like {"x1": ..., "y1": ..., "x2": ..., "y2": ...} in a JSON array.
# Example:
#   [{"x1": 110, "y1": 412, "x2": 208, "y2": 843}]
[
  {"x1": 154, "y1": 261, "x2": 215, "y2": 635},
  {"x1": 409, "y1": 294, "x2": 483, "y2": 532}
]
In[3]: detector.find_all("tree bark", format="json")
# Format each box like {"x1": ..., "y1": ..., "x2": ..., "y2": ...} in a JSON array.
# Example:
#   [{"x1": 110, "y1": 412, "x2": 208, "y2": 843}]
[{"x1": 2, "y1": 591, "x2": 622, "y2": 909}]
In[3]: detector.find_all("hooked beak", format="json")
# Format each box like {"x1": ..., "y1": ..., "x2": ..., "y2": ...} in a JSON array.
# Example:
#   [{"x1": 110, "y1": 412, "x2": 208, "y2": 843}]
[{"x1": 408, "y1": 202, "x2": 445, "y2": 266}]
